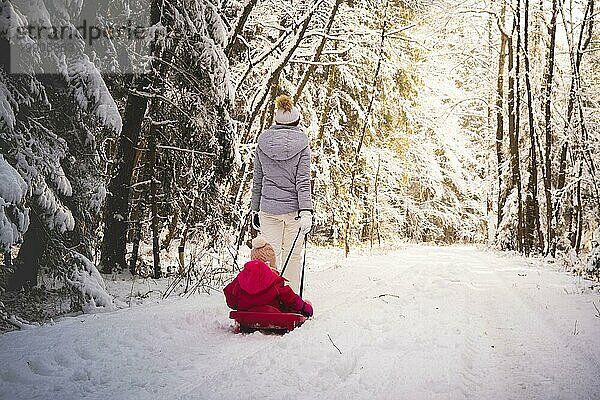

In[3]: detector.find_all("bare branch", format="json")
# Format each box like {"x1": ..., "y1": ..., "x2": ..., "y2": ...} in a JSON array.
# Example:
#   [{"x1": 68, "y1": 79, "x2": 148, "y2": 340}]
[
  {"x1": 294, "y1": 0, "x2": 343, "y2": 101},
  {"x1": 327, "y1": 333, "x2": 342, "y2": 354},
  {"x1": 157, "y1": 145, "x2": 216, "y2": 157},
  {"x1": 289, "y1": 59, "x2": 357, "y2": 67},
  {"x1": 226, "y1": 0, "x2": 259, "y2": 58}
]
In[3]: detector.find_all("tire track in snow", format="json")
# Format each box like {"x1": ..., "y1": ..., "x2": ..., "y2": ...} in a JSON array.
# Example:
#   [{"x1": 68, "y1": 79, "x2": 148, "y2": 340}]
[
  {"x1": 455, "y1": 323, "x2": 483, "y2": 400},
  {"x1": 457, "y1": 255, "x2": 600, "y2": 400},
  {"x1": 436, "y1": 267, "x2": 485, "y2": 399}
]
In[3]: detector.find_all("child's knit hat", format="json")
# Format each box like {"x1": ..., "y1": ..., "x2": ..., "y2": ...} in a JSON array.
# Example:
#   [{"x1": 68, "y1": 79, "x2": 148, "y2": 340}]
[
  {"x1": 274, "y1": 95, "x2": 301, "y2": 125},
  {"x1": 250, "y1": 236, "x2": 277, "y2": 271}
]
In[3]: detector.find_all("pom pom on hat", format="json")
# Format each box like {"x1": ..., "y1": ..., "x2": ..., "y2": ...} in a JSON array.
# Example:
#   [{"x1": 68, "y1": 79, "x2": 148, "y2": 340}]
[
  {"x1": 251, "y1": 236, "x2": 277, "y2": 270},
  {"x1": 252, "y1": 236, "x2": 267, "y2": 249},
  {"x1": 275, "y1": 95, "x2": 294, "y2": 112}
]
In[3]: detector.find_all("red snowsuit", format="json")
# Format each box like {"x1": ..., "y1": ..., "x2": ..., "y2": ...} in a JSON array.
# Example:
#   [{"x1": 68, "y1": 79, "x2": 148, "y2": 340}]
[{"x1": 224, "y1": 260, "x2": 307, "y2": 314}]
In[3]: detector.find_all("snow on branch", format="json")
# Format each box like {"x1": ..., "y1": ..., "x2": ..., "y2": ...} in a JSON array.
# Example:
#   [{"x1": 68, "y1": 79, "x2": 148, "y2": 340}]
[
  {"x1": 156, "y1": 145, "x2": 217, "y2": 157},
  {"x1": 0, "y1": 79, "x2": 17, "y2": 132},
  {"x1": 289, "y1": 59, "x2": 357, "y2": 66},
  {"x1": 0, "y1": 155, "x2": 29, "y2": 251},
  {"x1": 67, "y1": 253, "x2": 125, "y2": 314},
  {"x1": 64, "y1": 55, "x2": 123, "y2": 134}
]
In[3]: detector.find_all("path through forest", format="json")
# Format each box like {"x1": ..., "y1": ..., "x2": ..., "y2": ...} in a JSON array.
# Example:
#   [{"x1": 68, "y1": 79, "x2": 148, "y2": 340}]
[{"x1": 1, "y1": 245, "x2": 599, "y2": 399}]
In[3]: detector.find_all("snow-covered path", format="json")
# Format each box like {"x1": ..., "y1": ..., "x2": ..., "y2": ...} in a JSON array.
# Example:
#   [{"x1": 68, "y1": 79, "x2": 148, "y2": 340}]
[{"x1": 1, "y1": 245, "x2": 599, "y2": 400}]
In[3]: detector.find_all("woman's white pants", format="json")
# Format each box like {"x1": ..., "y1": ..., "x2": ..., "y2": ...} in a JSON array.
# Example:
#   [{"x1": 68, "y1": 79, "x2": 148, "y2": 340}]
[{"x1": 258, "y1": 211, "x2": 304, "y2": 293}]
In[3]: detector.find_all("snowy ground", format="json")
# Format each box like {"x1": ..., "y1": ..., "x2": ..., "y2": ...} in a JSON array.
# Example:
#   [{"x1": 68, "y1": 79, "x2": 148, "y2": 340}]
[{"x1": 1, "y1": 245, "x2": 599, "y2": 400}]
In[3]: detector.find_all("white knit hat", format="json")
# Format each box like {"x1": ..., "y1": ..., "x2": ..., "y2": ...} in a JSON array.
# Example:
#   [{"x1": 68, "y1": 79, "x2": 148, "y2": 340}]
[
  {"x1": 275, "y1": 107, "x2": 300, "y2": 125},
  {"x1": 274, "y1": 95, "x2": 301, "y2": 125}
]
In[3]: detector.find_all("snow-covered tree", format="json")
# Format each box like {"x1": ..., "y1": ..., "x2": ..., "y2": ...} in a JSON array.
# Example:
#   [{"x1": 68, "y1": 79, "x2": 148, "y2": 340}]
[
  {"x1": 100, "y1": 0, "x2": 235, "y2": 280},
  {"x1": 0, "y1": 0, "x2": 120, "y2": 311}
]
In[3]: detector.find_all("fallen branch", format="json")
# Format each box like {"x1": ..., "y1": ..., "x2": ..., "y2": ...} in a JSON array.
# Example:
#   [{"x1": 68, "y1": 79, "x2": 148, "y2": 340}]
[
  {"x1": 593, "y1": 301, "x2": 600, "y2": 318},
  {"x1": 0, "y1": 304, "x2": 36, "y2": 330},
  {"x1": 138, "y1": 290, "x2": 156, "y2": 299},
  {"x1": 376, "y1": 293, "x2": 400, "y2": 299},
  {"x1": 1, "y1": 314, "x2": 23, "y2": 330},
  {"x1": 374, "y1": 293, "x2": 401, "y2": 303},
  {"x1": 327, "y1": 333, "x2": 342, "y2": 354}
]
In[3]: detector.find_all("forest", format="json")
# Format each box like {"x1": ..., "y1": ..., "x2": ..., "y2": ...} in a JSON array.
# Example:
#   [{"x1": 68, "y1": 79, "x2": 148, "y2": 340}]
[{"x1": 0, "y1": 0, "x2": 599, "y2": 326}]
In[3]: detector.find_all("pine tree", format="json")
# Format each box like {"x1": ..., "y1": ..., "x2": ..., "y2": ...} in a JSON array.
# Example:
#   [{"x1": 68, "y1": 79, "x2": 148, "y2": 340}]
[{"x1": 0, "y1": 0, "x2": 121, "y2": 310}]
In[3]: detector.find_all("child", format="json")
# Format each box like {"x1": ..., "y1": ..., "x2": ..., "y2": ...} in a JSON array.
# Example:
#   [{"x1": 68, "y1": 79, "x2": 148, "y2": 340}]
[{"x1": 224, "y1": 236, "x2": 313, "y2": 317}]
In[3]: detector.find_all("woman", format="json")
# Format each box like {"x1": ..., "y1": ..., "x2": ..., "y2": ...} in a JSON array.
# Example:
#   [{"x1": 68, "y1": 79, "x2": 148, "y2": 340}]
[{"x1": 250, "y1": 95, "x2": 313, "y2": 293}]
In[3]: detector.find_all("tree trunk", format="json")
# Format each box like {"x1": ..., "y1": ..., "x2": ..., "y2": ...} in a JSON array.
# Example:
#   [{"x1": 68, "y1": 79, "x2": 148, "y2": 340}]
[
  {"x1": 509, "y1": 4, "x2": 524, "y2": 252},
  {"x1": 553, "y1": 0, "x2": 595, "y2": 255},
  {"x1": 127, "y1": 189, "x2": 145, "y2": 276},
  {"x1": 8, "y1": 212, "x2": 47, "y2": 291},
  {"x1": 162, "y1": 208, "x2": 180, "y2": 250},
  {"x1": 148, "y1": 119, "x2": 161, "y2": 279},
  {"x1": 507, "y1": 35, "x2": 515, "y2": 180},
  {"x1": 317, "y1": 63, "x2": 337, "y2": 147},
  {"x1": 262, "y1": 84, "x2": 279, "y2": 131},
  {"x1": 100, "y1": 77, "x2": 150, "y2": 273},
  {"x1": 574, "y1": 163, "x2": 584, "y2": 251},
  {"x1": 374, "y1": 155, "x2": 381, "y2": 247},
  {"x1": 126, "y1": 140, "x2": 148, "y2": 276},
  {"x1": 553, "y1": 3, "x2": 578, "y2": 254},
  {"x1": 515, "y1": 0, "x2": 524, "y2": 252},
  {"x1": 225, "y1": 0, "x2": 259, "y2": 59},
  {"x1": 495, "y1": 3, "x2": 508, "y2": 236},
  {"x1": 3, "y1": 251, "x2": 10, "y2": 270},
  {"x1": 543, "y1": 0, "x2": 559, "y2": 255},
  {"x1": 100, "y1": 0, "x2": 161, "y2": 273},
  {"x1": 523, "y1": 0, "x2": 542, "y2": 254},
  {"x1": 575, "y1": 0, "x2": 600, "y2": 222},
  {"x1": 551, "y1": 142, "x2": 568, "y2": 253}
]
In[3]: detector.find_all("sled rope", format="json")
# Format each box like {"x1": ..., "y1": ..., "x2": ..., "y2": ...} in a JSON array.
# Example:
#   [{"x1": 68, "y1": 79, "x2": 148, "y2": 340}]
[
  {"x1": 280, "y1": 229, "x2": 309, "y2": 298},
  {"x1": 280, "y1": 228, "x2": 302, "y2": 277},
  {"x1": 300, "y1": 234, "x2": 308, "y2": 298}
]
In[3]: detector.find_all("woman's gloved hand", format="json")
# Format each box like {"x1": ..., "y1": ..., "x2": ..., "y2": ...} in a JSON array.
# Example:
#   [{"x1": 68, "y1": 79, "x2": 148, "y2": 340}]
[
  {"x1": 251, "y1": 211, "x2": 260, "y2": 230},
  {"x1": 298, "y1": 210, "x2": 312, "y2": 234}
]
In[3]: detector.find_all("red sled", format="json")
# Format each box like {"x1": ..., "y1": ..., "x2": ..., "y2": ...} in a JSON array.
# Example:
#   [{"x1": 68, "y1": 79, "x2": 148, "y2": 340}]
[{"x1": 230, "y1": 309, "x2": 307, "y2": 333}]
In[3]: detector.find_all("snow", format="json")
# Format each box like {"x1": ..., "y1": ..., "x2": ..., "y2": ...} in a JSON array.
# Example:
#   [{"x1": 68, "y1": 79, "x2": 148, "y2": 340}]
[
  {"x1": 206, "y1": 3, "x2": 228, "y2": 48},
  {"x1": 1, "y1": 245, "x2": 599, "y2": 399}
]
